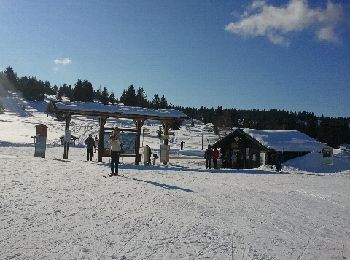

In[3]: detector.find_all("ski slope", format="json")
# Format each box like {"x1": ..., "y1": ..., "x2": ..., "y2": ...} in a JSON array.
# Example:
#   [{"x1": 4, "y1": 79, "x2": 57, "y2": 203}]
[{"x1": 0, "y1": 95, "x2": 350, "y2": 259}]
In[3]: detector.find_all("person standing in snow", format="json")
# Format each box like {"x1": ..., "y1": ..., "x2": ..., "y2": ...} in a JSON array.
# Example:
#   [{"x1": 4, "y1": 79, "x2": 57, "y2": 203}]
[
  {"x1": 94, "y1": 135, "x2": 98, "y2": 153},
  {"x1": 275, "y1": 152, "x2": 282, "y2": 172},
  {"x1": 109, "y1": 128, "x2": 122, "y2": 176},
  {"x1": 204, "y1": 145, "x2": 213, "y2": 169},
  {"x1": 180, "y1": 141, "x2": 185, "y2": 150},
  {"x1": 85, "y1": 134, "x2": 96, "y2": 161},
  {"x1": 212, "y1": 147, "x2": 220, "y2": 169},
  {"x1": 143, "y1": 145, "x2": 152, "y2": 165}
]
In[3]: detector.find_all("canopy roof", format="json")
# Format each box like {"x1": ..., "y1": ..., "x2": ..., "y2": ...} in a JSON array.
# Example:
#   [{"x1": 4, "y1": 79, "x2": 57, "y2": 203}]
[{"x1": 48, "y1": 101, "x2": 188, "y2": 121}]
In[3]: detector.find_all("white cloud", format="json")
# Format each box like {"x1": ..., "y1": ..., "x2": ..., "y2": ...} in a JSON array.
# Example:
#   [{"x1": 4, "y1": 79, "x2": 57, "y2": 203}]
[
  {"x1": 54, "y1": 58, "x2": 72, "y2": 65},
  {"x1": 225, "y1": 0, "x2": 344, "y2": 45}
]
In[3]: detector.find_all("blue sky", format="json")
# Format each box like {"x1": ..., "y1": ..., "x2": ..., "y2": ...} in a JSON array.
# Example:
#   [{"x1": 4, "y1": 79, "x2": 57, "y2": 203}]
[{"x1": 0, "y1": 0, "x2": 349, "y2": 116}]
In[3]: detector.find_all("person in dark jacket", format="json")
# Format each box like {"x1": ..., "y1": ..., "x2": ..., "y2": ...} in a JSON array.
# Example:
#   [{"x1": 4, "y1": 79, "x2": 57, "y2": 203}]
[
  {"x1": 212, "y1": 147, "x2": 220, "y2": 169},
  {"x1": 85, "y1": 134, "x2": 96, "y2": 161},
  {"x1": 275, "y1": 152, "x2": 282, "y2": 172},
  {"x1": 204, "y1": 145, "x2": 213, "y2": 169}
]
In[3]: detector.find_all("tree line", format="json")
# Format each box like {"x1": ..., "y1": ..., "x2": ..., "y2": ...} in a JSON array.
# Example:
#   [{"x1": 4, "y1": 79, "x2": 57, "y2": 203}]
[
  {"x1": 1, "y1": 66, "x2": 349, "y2": 147},
  {"x1": 174, "y1": 106, "x2": 350, "y2": 148},
  {"x1": 0, "y1": 67, "x2": 169, "y2": 109}
]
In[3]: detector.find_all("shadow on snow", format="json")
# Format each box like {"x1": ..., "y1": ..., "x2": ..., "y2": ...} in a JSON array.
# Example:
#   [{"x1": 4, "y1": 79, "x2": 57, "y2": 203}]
[
  {"x1": 96, "y1": 161, "x2": 287, "y2": 175},
  {"x1": 119, "y1": 175, "x2": 194, "y2": 193}
]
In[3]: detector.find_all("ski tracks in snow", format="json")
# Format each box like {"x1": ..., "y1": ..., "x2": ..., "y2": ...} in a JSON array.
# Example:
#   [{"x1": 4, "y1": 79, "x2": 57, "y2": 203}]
[{"x1": 1, "y1": 147, "x2": 350, "y2": 259}]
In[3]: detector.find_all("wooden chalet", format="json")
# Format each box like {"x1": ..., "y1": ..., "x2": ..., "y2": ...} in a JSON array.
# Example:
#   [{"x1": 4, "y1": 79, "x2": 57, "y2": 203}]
[{"x1": 213, "y1": 128, "x2": 324, "y2": 169}]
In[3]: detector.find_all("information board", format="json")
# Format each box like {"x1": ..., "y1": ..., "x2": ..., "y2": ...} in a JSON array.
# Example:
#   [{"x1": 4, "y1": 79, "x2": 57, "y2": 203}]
[
  {"x1": 34, "y1": 135, "x2": 47, "y2": 158},
  {"x1": 103, "y1": 131, "x2": 136, "y2": 154},
  {"x1": 120, "y1": 132, "x2": 136, "y2": 154}
]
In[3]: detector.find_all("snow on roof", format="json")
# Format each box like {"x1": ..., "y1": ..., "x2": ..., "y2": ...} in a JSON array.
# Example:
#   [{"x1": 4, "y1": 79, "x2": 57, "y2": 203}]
[
  {"x1": 340, "y1": 143, "x2": 350, "y2": 150},
  {"x1": 52, "y1": 102, "x2": 188, "y2": 119},
  {"x1": 243, "y1": 129, "x2": 325, "y2": 152}
]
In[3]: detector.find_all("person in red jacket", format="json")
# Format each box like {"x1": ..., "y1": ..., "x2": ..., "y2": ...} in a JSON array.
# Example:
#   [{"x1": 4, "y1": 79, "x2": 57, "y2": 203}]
[{"x1": 212, "y1": 147, "x2": 220, "y2": 169}]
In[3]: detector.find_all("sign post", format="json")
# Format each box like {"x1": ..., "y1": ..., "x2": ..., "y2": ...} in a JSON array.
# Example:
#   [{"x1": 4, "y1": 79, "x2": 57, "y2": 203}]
[
  {"x1": 160, "y1": 144, "x2": 170, "y2": 165},
  {"x1": 322, "y1": 147, "x2": 333, "y2": 165},
  {"x1": 34, "y1": 124, "x2": 47, "y2": 158}
]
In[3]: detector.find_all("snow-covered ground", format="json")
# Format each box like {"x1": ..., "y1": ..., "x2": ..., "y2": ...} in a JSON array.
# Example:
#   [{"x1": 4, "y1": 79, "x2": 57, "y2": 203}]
[{"x1": 1, "y1": 95, "x2": 350, "y2": 259}]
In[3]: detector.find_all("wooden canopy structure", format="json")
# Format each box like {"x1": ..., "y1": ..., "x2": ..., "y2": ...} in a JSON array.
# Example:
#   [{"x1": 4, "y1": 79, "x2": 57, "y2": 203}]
[{"x1": 47, "y1": 101, "x2": 188, "y2": 164}]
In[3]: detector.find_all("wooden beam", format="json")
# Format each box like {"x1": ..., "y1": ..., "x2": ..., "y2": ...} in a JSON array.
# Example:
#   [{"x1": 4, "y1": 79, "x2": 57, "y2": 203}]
[
  {"x1": 134, "y1": 119, "x2": 144, "y2": 165},
  {"x1": 161, "y1": 120, "x2": 171, "y2": 145},
  {"x1": 98, "y1": 117, "x2": 107, "y2": 162}
]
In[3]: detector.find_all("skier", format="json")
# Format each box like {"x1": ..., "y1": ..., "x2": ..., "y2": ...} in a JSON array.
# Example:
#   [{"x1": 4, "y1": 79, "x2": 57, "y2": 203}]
[
  {"x1": 212, "y1": 147, "x2": 220, "y2": 169},
  {"x1": 84, "y1": 134, "x2": 95, "y2": 161},
  {"x1": 180, "y1": 141, "x2": 185, "y2": 150},
  {"x1": 204, "y1": 145, "x2": 213, "y2": 169},
  {"x1": 275, "y1": 152, "x2": 282, "y2": 172},
  {"x1": 143, "y1": 145, "x2": 152, "y2": 165},
  {"x1": 109, "y1": 128, "x2": 122, "y2": 176}
]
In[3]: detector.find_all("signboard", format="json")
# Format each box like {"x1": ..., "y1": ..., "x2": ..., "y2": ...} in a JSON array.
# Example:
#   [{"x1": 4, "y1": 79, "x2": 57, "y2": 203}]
[
  {"x1": 160, "y1": 144, "x2": 170, "y2": 163},
  {"x1": 34, "y1": 124, "x2": 47, "y2": 158},
  {"x1": 104, "y1": 132, "x2": 112, "y2": 150},
  {"x1": 103, "y1": 131, "x2": 137, "y2": 155},
  {"x1": 34, "y1": 135, "x2": 47, "y2": 158},
  {"x1": 120, "y1": 132, "x2": 136, "y2": 154},
  {"x1": 322, "y1": 147, "x2": 333, "y2": 165}
]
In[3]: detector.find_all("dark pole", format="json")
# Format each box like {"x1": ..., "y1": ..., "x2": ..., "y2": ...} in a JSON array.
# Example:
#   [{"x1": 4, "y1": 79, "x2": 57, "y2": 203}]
[
  {"x1": 202, "y1": 132, "x2": 204, "y2": 150},
  {"x1": 134, "y1": 119, "x2": 144, "y2": 165},
  {"x1": 98, "y1": 117, "x2": 107, "y2": 162}
]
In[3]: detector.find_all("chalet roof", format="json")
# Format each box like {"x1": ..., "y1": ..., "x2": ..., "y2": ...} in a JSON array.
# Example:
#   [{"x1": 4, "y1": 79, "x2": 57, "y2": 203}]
[
  {"x1": 244, "y1": 129, "x2": 324, "y2": 152},
  {"x1": 47, "y1": 101, "x2": 188, "y2": 121},
  {"x1": 215, "y1": 128, "x2": 325, "y2": 152}
]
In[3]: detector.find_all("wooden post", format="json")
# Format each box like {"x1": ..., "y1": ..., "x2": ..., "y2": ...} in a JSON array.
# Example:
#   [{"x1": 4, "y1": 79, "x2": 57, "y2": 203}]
[
  {"x1": 161, "y1": 120, "x2": 171, "y2": 165},
  {"x1": 163, "y1": 121, "x2": 170, "y2": 145},
  {"x1": 63, "y1": 114, "x2": 71, "y2": 159},
  {"x1": 134, "y1": 119, "x2": 144, "y2": 165},
  {"x1": 201, "y1": 132, "x2": 204, "y2": 150},
  {"x1": 98, "y1": 117, "x2": 107, "y2": 162}
]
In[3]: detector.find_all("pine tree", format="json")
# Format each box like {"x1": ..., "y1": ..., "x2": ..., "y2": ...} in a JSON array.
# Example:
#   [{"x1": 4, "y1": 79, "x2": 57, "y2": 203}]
[
  {"x1": 101, "y1": 87, "x2": 109, "y2": 105},
  {"x1": 72, "y1": 79, "x2": 83, "y2": 101},
  {"x1": 109, "y1": 92, "x2": 116, "y2": 105},
  {"x1": 151, "y1": 94, "x2": 161, "y2": 109},
  {"x1": 120, "y1": 85, "x2": 137, "y2": 106},
  {"x1": 160, "y1": 95, "x2": 168, "y2": 109},
  {"x1": 136, "y1": 87, "x2": 148, "y2": 107}
]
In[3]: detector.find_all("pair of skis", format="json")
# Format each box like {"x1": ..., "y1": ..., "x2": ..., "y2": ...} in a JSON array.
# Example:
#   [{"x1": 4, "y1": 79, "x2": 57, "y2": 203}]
[{"x1": 103, "y1": 173, "x2": 123, "y2": 178}]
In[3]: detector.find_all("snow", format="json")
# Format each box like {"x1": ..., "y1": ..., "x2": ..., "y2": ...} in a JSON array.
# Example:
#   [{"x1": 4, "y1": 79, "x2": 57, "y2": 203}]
[
  {"x1": 54, "y1": 101, "x2": 188, "y2": 119},
  {"x1": 244, "y1": 129, "x2": 325, "y2": 152},
  {"x1": 1, "y1": 97, "x2": 350, "y2": 259},
  {"x1": 284, "y1": 149, "x2": 350, "y2": 174}
]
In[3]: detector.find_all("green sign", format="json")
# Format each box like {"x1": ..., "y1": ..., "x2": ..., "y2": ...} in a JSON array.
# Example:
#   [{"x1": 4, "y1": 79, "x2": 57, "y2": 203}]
[
  {"x1": 103, "y1": 131, "x2": 136, "y2": 154},
  {"x1": 34, "y1": 136, "x2": 47, "y2": 158},
  {"x1": 120, "y1": 132, "x2": 136, "y2": 154}
]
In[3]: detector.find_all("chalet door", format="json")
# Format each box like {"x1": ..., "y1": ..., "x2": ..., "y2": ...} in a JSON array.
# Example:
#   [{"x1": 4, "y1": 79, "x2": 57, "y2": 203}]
[{"x1": 260, "y1": 152, "x2": 266, "y2": 165}]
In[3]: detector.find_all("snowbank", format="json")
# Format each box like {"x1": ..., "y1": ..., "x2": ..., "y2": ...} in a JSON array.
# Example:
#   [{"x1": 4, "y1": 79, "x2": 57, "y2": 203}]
[{"x1": 284, "y1": 149, "x2": 350, "y2": 175}]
